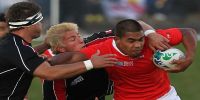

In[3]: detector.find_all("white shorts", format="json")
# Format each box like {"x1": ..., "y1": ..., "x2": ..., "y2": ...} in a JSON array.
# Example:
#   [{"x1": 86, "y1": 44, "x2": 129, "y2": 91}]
[{"x1": 157, "y1": 86, "x2": 181, "y2": 100}]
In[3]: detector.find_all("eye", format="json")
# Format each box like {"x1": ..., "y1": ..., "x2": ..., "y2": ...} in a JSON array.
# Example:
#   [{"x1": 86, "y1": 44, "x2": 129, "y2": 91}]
[
  {"x1": 127, "y1": 38, "x2": 136, "y2": 43},
  {"x1": 68, "y1": 36, "x2": 76, "y2": 41},
  {"x1": 138, "y1": 37, "x2": 144, "y2": 41}
]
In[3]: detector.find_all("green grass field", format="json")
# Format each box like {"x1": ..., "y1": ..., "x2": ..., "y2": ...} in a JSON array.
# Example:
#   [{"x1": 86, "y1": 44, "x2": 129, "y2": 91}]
[{"x1": 28, "y1": 41, "x2": 200, "y2": 100}]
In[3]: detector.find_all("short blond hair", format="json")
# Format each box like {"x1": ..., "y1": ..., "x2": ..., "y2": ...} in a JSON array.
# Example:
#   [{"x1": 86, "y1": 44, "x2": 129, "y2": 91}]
[{"x1": 46, "y1": 22, "x2": 78, "y2": 53}]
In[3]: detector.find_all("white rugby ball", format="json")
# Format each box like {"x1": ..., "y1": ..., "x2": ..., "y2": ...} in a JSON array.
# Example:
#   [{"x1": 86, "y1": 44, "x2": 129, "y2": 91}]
[{"x1": 153, "y1": 48, "x2": 185, "y2": 69}]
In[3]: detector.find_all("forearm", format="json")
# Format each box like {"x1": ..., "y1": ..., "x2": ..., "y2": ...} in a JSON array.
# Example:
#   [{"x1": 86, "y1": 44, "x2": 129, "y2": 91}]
[
  {"x1": 181, "y1": 28, "x2": 197, "y2": 60},
  {"x1": 34, "y1": 42, "x2": 50, "y2": 54},
  {"x1": 48, "y1": 62, "x2": 87, "y2": 80},
  {"x1": 35, "y1": 61, "x2": 88, "y2": 80},
  {"x1": 49, "y1": 52, "x2": 87, "y2": 65},
  {"x1": 137, "y1": 20, "x2": 155, "y2": 31}
]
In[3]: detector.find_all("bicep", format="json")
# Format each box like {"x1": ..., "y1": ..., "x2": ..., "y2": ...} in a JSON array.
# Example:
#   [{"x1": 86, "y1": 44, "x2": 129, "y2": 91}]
[{"x1": 33, "y1": 61, "x2": 51, "y2": 78}]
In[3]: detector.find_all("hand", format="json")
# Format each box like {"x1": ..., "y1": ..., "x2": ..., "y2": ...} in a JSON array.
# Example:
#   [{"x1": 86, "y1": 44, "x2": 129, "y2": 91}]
[
  {"x1": 95, "y1": 97, "x2": 99, "y2": 100},
  {"x1": 90, "y1": 50, "x2": 117, "y2": 68},
  {"x1": 147, "y1": 33, "x2": 171, "y2": 51},
  {"x1": 164, "y1": 57, "x2": 192, "y2": 73}
]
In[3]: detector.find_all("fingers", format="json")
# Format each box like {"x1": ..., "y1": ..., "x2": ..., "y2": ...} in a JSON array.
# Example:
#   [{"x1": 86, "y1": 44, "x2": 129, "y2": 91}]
[
  {"x1": 91, "y1": 53, "x2": 118, "y2": 68},
  {"x1": 159, "y1": 43, "x2": 170, "y2": 50},
  {"x1": 162, "y1": 41, "x2": 171, "y2": 48},
  {"x1": 104, "y1": 57, "x2": 118, "y2": 66},
  {"x1": 105, "y1": 57, "x2": 118, "y2": 61},
  {"x1": 163, "y1": 37, "x2": 169, "y2": 43},
  {"x1": 164, "y1": 68, "x2": 179, "y2": 73},
  {"x1": 101, "y1": 54, "x2": 116, "y2": 58},
  {"x1": 171, "y1": 59, "x2": 184, "y2": 64},
  {"x1": 93, "y1": 50, "x2": 100, "y2": 56},
  {"x1": 104, "y1": 60, "x2": 118, "y2": 66},
  {"x1": 149, "y1": 45, "x2": 156, "y2": 52},
  {"x1": 152, "y1": 42, "x2": 170, "y2": 51}
]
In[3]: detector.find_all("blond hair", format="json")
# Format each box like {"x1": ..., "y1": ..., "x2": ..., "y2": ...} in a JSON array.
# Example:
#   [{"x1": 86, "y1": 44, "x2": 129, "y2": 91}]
[{"x1": 46, "y1": 22, "x2": 78, "y2": 53}]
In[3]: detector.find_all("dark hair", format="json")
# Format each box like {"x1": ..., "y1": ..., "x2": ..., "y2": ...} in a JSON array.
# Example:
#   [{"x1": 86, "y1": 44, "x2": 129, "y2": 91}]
[
  {"x1": 114, "y1": 19, "x2": 143, "y2": 38},
  {"x1": 0, "y1": 13, "x2": 6, "y2": 22},
  {"x1": 6, "y1": 2, "x2": 41, "y2": 22}
]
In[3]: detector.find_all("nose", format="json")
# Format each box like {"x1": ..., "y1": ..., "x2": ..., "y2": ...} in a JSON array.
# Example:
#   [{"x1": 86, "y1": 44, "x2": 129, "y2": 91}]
[
  {"x1": 134, "y1": 41, "x2": 143, "y2": 48},
  {"x1": 78, "y1": 37, "x2": 84, "y2": 43}
]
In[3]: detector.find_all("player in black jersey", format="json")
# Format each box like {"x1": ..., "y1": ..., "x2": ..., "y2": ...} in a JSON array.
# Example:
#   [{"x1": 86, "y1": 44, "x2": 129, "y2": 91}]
[
  {"x1": 42, "y1": 23, "x2": 114, "y2": 100},
  {"x1": 0, "y1": 2, "x2": 117, "y2": 100}
]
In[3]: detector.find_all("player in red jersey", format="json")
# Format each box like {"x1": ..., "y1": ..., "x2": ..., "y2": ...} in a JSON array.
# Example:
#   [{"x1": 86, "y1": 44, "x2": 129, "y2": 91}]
[
  {"x1": 40, "y1": 21, "x2": 172, "y2": 100},
  {"x1": 50, "y1": 19, "x2": 197, "y2": 100}
]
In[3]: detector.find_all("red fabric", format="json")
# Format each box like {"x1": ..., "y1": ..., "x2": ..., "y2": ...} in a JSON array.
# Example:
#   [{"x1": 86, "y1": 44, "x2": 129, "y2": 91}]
[
  {"x1": 156, "y1": 28, "x2": 183, "y2": 46},
  {"x1": 42, "y1": 49, "x2": 66, "y2": 100},
  {"x1": 53, "y1": 80, "x2": 66, "y2": 100},
  {"x1": 80, "y1": 28, "x2": 183, "y2": 100}
]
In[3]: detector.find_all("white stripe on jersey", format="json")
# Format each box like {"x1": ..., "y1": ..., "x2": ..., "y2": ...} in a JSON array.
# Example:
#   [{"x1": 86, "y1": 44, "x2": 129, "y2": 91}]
[
  {"x1": 13, "y1": 37, "x2": 30, "y2": 71},
  {"x1": 8, "y1": 72, "x2": 25, "y2": 100},
  {"x1": 0, "y1": 68, "x2": 17, "y2": 75}
]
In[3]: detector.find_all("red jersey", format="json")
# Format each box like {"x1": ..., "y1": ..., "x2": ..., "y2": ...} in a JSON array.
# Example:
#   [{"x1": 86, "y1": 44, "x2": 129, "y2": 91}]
[
  {"x1": 80, "y1": 28, "x2": 183, "y2": 100},
  {"x1": 42, "y1": 49, "x2": 67, "y2": 100}
]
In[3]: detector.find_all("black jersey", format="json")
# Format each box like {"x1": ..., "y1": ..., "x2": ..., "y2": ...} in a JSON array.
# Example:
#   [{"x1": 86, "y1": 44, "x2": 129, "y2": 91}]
[
  {"x1": 67, "y1": 31, "x2": 114, "y2": 100},
  {"x1": 66, "y1": 69, "x2": 113, "y2": 100},
  {"x1": 0, "y1": 33, "x2": 45, "y2": 100}
]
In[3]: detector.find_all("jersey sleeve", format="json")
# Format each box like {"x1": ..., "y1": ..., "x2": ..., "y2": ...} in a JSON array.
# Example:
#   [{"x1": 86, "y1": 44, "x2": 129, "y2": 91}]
[
  {"x1": 9, "y1": 40, "x2": 45, "y2": 74},
  {"x1": 156, "y1": 28, "x2": 183, "y2": 46},
  {"x1": 84, "y1": 30, "x2": 114, "y2": 46}
]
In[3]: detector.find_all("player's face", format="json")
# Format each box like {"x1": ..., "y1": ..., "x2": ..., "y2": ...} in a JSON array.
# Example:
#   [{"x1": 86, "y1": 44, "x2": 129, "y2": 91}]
[
  {"x1": 0, "y1": 22, "x2": 8, "y2": 37},
  {"x1": 59, "y1": 31, "x2": 84, "y2": 52},
  {"x1": 115, "y1": 31, "x2": 145, "y2": 58},
  {"x1": 28, "y1": 22, "x2": 42, "y2": 39}
]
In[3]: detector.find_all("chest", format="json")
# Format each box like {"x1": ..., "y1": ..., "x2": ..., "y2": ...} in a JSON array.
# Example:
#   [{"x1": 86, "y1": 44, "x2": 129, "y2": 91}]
[{"x1": 102, "y1": 46, "x2": 157, "y2": 75}]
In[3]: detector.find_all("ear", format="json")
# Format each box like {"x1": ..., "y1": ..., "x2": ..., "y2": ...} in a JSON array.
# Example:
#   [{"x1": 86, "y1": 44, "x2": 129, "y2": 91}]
[
  {"x1": 114, "y1": 36, "x2": 121, "y2": 43},
  {"x1": 57, "y1": 47, "x2": 66, "y2": 53}
]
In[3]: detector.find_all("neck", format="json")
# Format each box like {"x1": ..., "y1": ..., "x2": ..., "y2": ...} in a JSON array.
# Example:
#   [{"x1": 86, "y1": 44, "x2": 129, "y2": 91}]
[
  {"x1": 112, "y1": 40, "x2": 128, "y2": 56},
  {"x1": 12, "y1": 29, "x2": 32, "y2": 43}
]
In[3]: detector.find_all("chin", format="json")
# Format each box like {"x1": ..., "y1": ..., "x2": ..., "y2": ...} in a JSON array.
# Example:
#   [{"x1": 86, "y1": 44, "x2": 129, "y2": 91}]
[
  {"x1": 33, "y1": 35, "x2": 40, "y2": 39},
  {"x1": 130, "y1": 54, "x2": 140, "y2": 58}
]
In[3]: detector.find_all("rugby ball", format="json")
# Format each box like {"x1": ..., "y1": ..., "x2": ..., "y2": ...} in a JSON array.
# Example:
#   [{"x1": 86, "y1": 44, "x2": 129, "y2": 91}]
[{"x1": 153, "y1": 48, "x2": 185, "y2": 69}]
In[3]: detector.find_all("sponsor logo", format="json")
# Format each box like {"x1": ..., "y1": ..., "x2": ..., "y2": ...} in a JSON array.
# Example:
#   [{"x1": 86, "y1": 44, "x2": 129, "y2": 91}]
[{"x1": 70, "y1": 76, "x2": 84, "y2": 86}]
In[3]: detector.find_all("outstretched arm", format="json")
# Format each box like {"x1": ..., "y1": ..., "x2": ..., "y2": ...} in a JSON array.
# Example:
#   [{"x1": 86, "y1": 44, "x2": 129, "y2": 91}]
[
  {"x1": 166, "y1": 28, "x2": 197, "y2": 73},
  {"x1": 33, "y1": 38, "x2": 50, "y2": 54},
  {"x1": 34, "y1": 51, "x2": 117, "y2": 80}
]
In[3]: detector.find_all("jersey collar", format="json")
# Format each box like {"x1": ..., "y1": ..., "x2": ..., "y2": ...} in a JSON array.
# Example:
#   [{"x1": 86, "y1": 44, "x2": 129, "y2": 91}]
[{"x1": 112, "y1": 40, "x2": 128, "y2": 56}]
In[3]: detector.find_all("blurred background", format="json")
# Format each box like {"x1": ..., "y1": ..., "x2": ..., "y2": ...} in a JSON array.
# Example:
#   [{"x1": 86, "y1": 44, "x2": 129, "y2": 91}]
[{"x1": 0, "y1": 0, "x2": 200, "y2": 99}]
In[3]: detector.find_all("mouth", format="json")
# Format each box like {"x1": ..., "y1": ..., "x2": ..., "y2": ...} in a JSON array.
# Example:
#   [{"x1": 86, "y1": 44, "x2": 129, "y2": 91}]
[
  {"x1": 82, "y1": 44, "x2": 86, "y2": 48},
  {"x1": 133, "y1": 50, "x2": 142, "y2": 53}
]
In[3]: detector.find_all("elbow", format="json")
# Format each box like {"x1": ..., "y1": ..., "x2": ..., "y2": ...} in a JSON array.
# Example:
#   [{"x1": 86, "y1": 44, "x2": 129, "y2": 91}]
[
  {"x1": 184, "y1": 28, "x2": 197, "y2": 37},
  {"x1": 44, "y1": 74, "x2": 58, "y2": 80}
]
